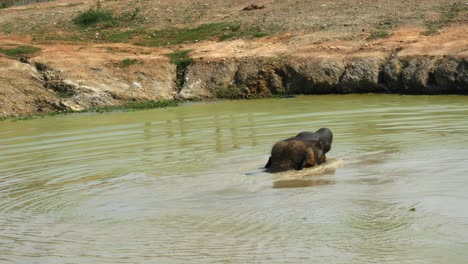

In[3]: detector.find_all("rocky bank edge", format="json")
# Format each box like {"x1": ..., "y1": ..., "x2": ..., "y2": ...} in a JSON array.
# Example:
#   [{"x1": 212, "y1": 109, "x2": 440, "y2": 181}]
[{"x1": 1, "y1": 52, "x2": 467, "y2": 118}]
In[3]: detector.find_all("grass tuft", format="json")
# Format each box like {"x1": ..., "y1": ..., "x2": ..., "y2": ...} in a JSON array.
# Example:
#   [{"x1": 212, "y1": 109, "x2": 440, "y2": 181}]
[
  {"x1": 120, "y1": 58, "x2": 139, "y2": 67},
  {"x1": 368, "y1": 30, "x2": 392, "y2": 40},
  {"x1": 0, "y1": 45, "x2": 41, "y2": 57},
  {"x1": 105, "y1": 30, "x2": 142, "y2": 42}
]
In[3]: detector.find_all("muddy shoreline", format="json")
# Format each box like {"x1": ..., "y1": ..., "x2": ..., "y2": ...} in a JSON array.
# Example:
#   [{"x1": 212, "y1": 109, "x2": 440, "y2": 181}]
[{"x1": 1, "y1": 50, "x2": 466, "y2": 119}]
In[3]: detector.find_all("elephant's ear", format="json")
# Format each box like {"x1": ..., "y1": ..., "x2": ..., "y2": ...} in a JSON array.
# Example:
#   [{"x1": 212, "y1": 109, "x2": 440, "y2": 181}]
[{"x1": 265, "y1": 157, "x2": 272, "y2": 168}]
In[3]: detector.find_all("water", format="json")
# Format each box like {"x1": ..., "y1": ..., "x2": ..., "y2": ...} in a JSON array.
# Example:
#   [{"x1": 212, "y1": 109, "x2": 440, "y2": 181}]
[{"x1": 1, "y1": 94, "x2": 468, "y2": 263}]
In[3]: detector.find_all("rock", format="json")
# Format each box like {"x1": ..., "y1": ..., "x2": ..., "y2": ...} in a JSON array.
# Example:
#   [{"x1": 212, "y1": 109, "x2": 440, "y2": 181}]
[
  {"x1": 338, "y1": 57, "x2": 384, "y2": 93},
  {"x1": 131, "y1": 81, "x2": 142, "y2": 89},
  {"x1": 234, "y1": 58, "x2": 275, "y2": 97},
  {"x1": 0, "y1": 57, "x2": 58, "y2": 118},
  {"x1": 381, "y1": 58, "x2": 402, "y2": 92},
  {"x1": 432, "y1": 57, "x2": 460, "y2": 93},
  {"x1": 456, "y1": 60, "x2": 468, "y2": 94},
  {"x1": 266, "y1": 68, "x2": 284, "y2": 94},
  {"x1": 242, "y1": 4, "x2": 265, "y2": 11},
  {"x1": 19, "y1": 56, "x2": 30, "y2": 64},
  {"x1": 401, "y1": 57, "x2": 436, "y2": 94},
  {"x1": 308, "y1": 59, "x2": 346, "y2": 92},
  {"x1": 284, "y1": 58, "x2": 345, "y2": 94},
  {"x1": 179, "y1": 60, "x2": 238, "y2": 99}
]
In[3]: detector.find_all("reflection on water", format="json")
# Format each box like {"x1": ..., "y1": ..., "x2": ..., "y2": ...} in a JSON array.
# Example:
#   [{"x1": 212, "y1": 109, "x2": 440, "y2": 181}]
[
  {"x1": 1, "y1": 95, "x2": 468, "y2": 263},
  {"x1": 273, "y1": 178, "x2": 334, "y2": 189}
]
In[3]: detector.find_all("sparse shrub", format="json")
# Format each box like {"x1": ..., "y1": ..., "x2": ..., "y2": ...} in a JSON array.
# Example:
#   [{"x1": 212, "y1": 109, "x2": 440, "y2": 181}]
[
  {"x1": 73, "y1": 8, "x2": 114, "y2": 27},
  {"x1": 120, "y1": 58, "x2": 139, "y2": 67}
]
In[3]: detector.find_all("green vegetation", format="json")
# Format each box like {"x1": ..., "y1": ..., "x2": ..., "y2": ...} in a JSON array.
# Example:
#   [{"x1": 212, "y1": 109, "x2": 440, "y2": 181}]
[
  {"x1": 409, "y1": 208, "x2": 416, "y2": 212},
  {"x1": 91, "y1": 99, "x2": 178, "y2": 112},
  {"x1": 0, "y1": 45, "x2": 41, "y2": 57},
  {"x1": 367, "y1": 19, "x2": 395, "y2": 40},
  {"x1": 166, "y1": 50, "x2": 193, "y2": 65},
  {"x1": 11, "y1": 115, "x2": 40, "y2": 121},
  {"x1": 105, "y1": 29, "x2": 143, "y2": 43},
  {"x1": 32, "y1": 34, "x2": 82, "y2": 43},
  {"x1": 144, "y1": 22, "x2": 269, "y2": 46},
  {"x1": 423, "y1": 23, "x2": 439, "y2": 36},
  {"x1": 73, "y1": 5, "x2": 141, "y2": 28},
  {"x1": 73, "y1": 8, "x2": 114, "y2": 27},
  {"x1": 165, "y1": 50, "x2": 193, "y2": 89},
  {"x1": 423, "y1": 3, "x2": 468, "y2": 35},
  {"x1": 37, "y1": 7, "x2": 268, "y2": 46},
  {"x1": 56, "y1": 90, "x2": 75, "y2": 98},
  {"x1": 82, "y1": 22, "x2": 269, "y2": 45},
  {"x1": 51, "y1": 83, "x2": 75, "y2": 98},
  {"x1": 368, "y1": 29, "x2": 392, "y2": 40},
  {"x1": 120, "y1": 58, "x2": 139, "y2": 67}
]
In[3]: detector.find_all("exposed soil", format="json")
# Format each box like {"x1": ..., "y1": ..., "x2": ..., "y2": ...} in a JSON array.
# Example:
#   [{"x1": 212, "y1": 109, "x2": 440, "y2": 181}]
[{"x1": 0, "y1": 0, "x2": 467, "y2": 118}]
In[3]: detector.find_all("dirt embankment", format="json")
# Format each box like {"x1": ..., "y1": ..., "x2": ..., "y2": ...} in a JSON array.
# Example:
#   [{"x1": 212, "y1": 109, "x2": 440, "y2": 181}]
[{"x1": 0, "y1": 0, "x2": 467, "y2": 118}]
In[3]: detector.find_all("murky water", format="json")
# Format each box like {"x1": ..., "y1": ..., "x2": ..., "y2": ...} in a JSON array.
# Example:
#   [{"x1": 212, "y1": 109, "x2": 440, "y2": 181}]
[{"x1": 1, "y1": 94, "x2": 468, "y2": 263}]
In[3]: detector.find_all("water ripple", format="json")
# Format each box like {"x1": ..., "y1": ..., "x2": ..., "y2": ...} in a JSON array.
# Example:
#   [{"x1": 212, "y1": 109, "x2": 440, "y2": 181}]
[{"x1": 1, "y1": 95, "x2": 468, "y2": 263}]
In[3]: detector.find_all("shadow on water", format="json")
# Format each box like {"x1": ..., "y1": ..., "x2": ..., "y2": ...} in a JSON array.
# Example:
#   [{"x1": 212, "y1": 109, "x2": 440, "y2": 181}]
[{"x1": 273, "y1": 178, "x2": 335, "y2": 189}]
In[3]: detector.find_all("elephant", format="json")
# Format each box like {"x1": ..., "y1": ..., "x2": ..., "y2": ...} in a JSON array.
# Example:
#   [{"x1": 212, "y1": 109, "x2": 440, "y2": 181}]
[{"x1": 265, "y1": 128, "x2": 333, "y2": 173}]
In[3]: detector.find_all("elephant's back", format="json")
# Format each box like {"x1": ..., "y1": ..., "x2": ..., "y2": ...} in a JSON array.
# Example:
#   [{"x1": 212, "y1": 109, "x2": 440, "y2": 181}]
[{"x1": 272, "y1": 139, "x2": 308, "y2": 156}]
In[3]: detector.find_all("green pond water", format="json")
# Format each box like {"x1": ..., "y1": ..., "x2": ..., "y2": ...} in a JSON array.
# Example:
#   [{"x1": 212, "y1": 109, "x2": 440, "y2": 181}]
[{"x1": 1, "y1": 94, "x2": 468, "y2": 263}]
